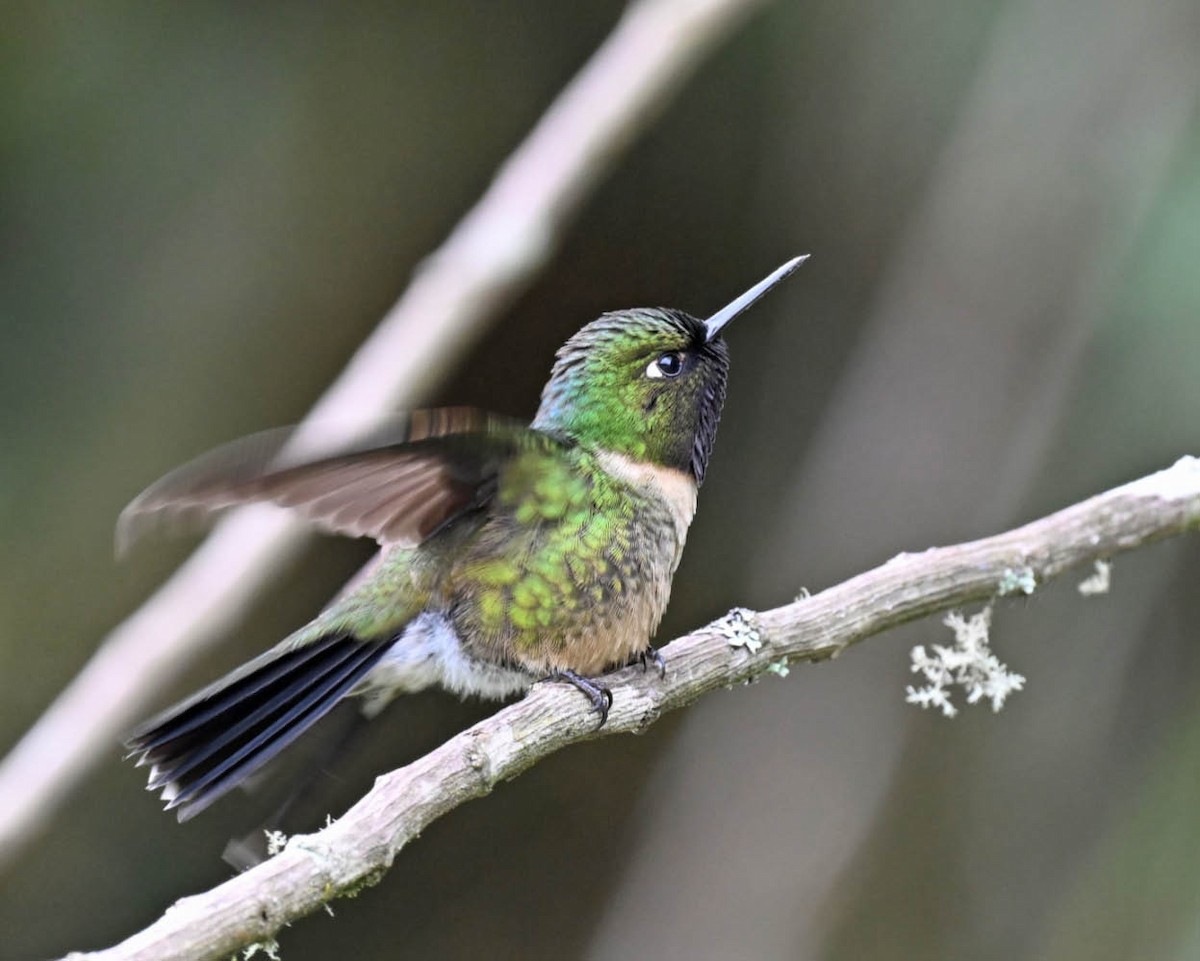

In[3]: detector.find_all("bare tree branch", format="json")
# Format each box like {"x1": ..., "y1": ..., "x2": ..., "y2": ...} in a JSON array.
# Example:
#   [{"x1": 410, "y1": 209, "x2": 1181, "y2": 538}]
[
  {"x1": 0, "y1": 0, "x2": 769, "y2": 870},
  {"x1": 61, "y1": 457, "x2": 1200, "y2": 961}
]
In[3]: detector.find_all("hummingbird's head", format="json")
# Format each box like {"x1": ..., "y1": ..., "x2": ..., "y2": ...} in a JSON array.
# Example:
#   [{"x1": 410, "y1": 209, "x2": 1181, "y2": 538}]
[
  {"x1": 531, "y1": 256, "x2": 806, "y2": 485},
  {"x1": 533, "y1": 309, "x2": 730, "y2": 484}
]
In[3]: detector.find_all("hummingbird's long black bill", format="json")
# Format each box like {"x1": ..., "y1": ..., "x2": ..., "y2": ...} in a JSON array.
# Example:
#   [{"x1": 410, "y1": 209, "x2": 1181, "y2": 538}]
[{"x1": 704, "y1": 254, "x2": 809, "y2": 341}]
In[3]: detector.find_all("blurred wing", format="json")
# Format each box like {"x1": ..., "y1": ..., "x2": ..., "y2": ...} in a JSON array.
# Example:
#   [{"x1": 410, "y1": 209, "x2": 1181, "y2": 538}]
[{"x1": 117, "y1": 407, "x2": 549, "y2": 553}]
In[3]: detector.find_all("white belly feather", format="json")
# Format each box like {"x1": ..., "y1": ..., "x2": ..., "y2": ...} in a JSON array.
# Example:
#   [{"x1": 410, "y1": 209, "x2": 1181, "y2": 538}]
[{"x1": 356, "y1": 611, "x2": 532, "y2": 716}]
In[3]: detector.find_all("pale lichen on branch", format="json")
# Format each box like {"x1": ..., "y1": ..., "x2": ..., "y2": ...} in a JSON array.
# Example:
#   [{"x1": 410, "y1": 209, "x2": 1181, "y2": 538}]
[
  {"x1": 1077, "y1": 558, "x2": 1112, "y2": 595},
  {"x1": 906, "y1": 605, "x2": 1026, "y2": 718}
]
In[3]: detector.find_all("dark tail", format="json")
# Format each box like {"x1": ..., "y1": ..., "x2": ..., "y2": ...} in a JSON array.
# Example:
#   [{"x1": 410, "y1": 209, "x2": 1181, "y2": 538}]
[{"x1": 125, "y1": 635, "x2": 392, "y2": 821}]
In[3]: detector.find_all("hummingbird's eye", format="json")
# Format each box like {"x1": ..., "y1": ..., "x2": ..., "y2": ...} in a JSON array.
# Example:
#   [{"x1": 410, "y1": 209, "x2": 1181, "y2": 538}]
[{"x1": 646, "y1": 351, "x2": 685, "y2": 379}]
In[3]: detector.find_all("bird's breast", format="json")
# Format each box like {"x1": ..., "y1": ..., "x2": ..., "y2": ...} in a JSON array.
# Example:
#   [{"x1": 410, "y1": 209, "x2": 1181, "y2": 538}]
[{"x1": 448, "y1": 450, "x2": 698, "y2": 676}]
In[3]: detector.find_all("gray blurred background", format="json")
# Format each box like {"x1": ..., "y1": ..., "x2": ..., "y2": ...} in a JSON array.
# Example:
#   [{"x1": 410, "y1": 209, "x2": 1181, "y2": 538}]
[{"x1": 4, "y1": 1, "x2": 1200, "y2": 958}]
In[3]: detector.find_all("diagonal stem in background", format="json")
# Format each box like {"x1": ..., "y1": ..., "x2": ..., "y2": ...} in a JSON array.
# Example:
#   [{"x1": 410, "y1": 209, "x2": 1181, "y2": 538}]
[
  {"x1": 62, "y1": 457, "x2": 1200, "y2": 961},
  {"x1": 0, "y1": 0, "x2": 770, "y2": 870}
]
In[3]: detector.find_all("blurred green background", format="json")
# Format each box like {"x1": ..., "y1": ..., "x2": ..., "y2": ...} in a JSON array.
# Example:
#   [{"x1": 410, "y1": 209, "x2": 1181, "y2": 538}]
[{"x1": 4, "y1": 1, "x2": 1200, "y2": 958}]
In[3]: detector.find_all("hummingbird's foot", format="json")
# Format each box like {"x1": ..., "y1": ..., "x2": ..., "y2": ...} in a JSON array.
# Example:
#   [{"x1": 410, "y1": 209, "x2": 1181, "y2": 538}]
[
  {"x1": 546, "y1": 670, "x2": 612, "y2": 726},
  {"x1": 637, "y1": 646, "x2": 667, "y2": 679}
]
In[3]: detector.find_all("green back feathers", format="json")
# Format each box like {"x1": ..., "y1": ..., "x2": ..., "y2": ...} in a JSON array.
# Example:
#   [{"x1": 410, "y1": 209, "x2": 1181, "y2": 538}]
[{"x1": 532, "y1": 308, "x2": 730, "y2": 483}]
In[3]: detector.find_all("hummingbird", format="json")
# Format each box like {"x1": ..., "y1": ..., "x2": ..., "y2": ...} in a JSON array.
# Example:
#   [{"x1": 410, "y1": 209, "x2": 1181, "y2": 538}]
[{"x1": 121, "y1": 256, "x2": 806, "y2": 820}]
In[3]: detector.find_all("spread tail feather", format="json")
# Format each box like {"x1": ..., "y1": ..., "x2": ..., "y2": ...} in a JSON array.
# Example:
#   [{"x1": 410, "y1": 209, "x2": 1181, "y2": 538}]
[{"x1": 125, "y1": 635, "x2": 392, "y2": 821}]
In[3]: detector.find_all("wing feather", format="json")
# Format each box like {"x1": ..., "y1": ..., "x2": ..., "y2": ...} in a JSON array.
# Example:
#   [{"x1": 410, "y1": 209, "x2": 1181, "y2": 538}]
[{"x1": 117, "y1": 407, "x2": 553, "y2": 552}]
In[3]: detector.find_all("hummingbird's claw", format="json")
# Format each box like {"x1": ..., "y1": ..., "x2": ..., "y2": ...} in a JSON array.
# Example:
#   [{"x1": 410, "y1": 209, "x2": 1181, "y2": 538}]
[
  {"x1": 545, "y1": 669, "x2": 612, "y2": 727},
  {"x1": 637, "y1": 646, "x2": 667, "y2": 679}
]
